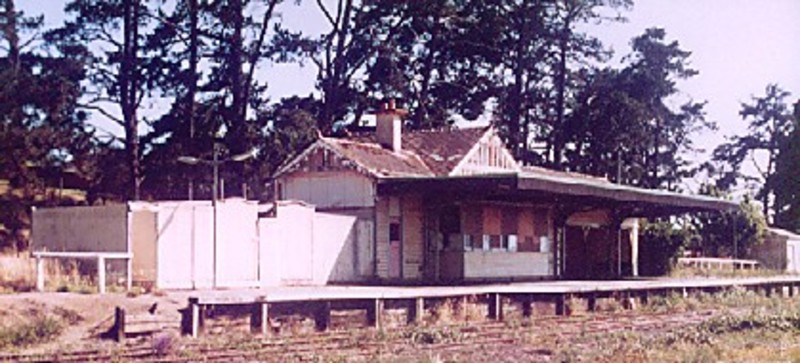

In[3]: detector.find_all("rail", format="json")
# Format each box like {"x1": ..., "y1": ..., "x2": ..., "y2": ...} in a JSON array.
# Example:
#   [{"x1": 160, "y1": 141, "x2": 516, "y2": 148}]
[
  {"x1": 31, "y1": 251, "x2": 133, "y2": 293},
  {"x1": 677, "y1": 257, "x2": 759, "y2": 270}
]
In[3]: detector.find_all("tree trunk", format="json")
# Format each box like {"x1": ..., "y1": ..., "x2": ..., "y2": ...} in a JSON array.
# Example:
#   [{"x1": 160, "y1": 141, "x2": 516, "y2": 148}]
[
  {"x1": 228, "y1": 0, "x2": 245, "y2": 154},
  {"x1": 186, "y1": 0, "x2": 198, "y2": 199},
  {"x1": 121, "y1": 0, "x2": 141, "y2": 200},
  {"x1": 553, "y1": 22, "x2": 569, "y2": 169}
]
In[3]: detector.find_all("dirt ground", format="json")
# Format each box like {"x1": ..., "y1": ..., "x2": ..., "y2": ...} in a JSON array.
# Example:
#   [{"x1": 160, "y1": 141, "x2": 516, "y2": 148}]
[{"x1": 0, "y1": 291, "x2": 186, "y2": 355}]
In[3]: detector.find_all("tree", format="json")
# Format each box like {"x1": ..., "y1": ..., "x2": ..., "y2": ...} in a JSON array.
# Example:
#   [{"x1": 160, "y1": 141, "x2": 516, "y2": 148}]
[
  {"x1": 772, "y1": 99, "x2": 800, "y2": 232},
  {"x1": 139, "y1": 0, "x2": 291, "y2": 200},
  {"x1": 690, "y1": 186, "x2": 767, "y2": 258},
  {"x1": 547, "y1": 0, "x2": 631, "y2": 168},
  {"x1": 638, "y1": 219, "x2": 694, "y2": 276},
  {"x1": 712, "y1": 84, "x2": 794, "y2": 220},
  {"x1": 0, "y1": 0, "x2": 93, "y2": 251},
  {"x1": 564, "y1": 28, "x2": 711, "y2": 189},
  {"x1": 47, "y1": 0, "x2": 153, "y2": 200}
]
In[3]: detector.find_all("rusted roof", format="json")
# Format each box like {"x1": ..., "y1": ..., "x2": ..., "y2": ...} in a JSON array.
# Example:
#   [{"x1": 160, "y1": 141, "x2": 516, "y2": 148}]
[
  {"x1": 323, "y1": 126, "x2": 490, "y2": 178},
  {"x1": 322, "y1": 138, "x2": 434, "y2": 177},
  {"x1": 521, "y1": 166, "x2": 612, "y2": 184}
]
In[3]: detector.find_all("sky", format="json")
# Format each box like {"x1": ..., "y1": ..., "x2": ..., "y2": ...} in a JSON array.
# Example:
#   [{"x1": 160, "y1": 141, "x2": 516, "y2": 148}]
[
  {"x1": 18, "y1": 0, "x2": 800, "y2": 193},
  {"x1": 589, "y1": 0, "x2": 800, "y2": 192}
]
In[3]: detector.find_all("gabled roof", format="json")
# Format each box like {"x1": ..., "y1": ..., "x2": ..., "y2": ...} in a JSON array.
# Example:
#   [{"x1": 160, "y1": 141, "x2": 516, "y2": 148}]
[
  {"x1": 275, "y1": 126, "x2": 491, "y2": 179},
  {"x1": 323, "y1": 137, "x2": 434, "y2": 177},
  {"x1": 275, "y1": 124, "x2": 737, "y2": 213}
]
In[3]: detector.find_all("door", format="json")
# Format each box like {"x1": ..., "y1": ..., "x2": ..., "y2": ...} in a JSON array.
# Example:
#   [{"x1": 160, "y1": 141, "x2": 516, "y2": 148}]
[
  {"x1": 355, "y1": 220, "x2": 374, "y2": 278},
  {"x1": 388, "y1": 220, "x2": 402, "y2": 278},
  {"x1": 564, "y1": 226, "x2": 588, "y2": 279}
]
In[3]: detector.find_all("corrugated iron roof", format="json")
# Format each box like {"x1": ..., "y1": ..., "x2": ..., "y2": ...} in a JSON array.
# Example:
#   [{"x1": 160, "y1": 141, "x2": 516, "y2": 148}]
[{"x1": 323, "y1": 126, "x2": 490, "y2": 178}]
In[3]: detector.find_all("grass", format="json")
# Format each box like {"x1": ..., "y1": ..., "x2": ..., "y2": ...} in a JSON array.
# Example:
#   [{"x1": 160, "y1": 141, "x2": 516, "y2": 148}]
[
  {"x1": 554, "y1": 290, "x2": 800, "y2": 362},
  {"x1": 669, "y1": 264, "x2": 784, "y2": 279},
  {"x1": 0, "y1": 254, "x2": 36, "y2": 293},
  {"x1": 0, "y1": 254, "x2": 131, "y2": 294},
  {"x1": 0, "y1": 317, "x2": 63, "y2": 350}
]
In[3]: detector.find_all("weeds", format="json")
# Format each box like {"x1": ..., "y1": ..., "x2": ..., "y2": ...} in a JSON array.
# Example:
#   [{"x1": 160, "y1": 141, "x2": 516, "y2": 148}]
[
  {"x1": 0, "y1": 317, "x2": 62, "y2": 350},
  {"x1": 405, "y1": 326, "x2": 463, "y2": 345}
]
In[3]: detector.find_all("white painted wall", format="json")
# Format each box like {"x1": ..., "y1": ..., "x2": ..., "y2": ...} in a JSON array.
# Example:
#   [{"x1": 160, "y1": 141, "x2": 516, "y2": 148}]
[
  {"x1": 153, "y1": 202, "x2": 214, "y2": 289},
  {"x1": 259, "y1": 202, "x2": 316, "y2": 286},
  {"x1": 259, "y1": 202, "x2": 375, "y2": 286},
  {"x1": 32, "y1": 205, "x2": 129, "y2": 253},
  {"x1": 151, "y1": 200, "x2": 260, "y2": 289},
  {"x1": 215, "y1": 201, "x2": 260, "y2": 287},
  {"x1": 313, "y1": 212, "x2": 357, "y2": 283},
  {"x1": 787, "y1": 240, "x2": 800, "y2": 273},
  {"x1": 463, "y1": 252, "x2": 552, "y2": 279},
  {"x1": 282, "y1": 171, "x2": 374, "y2": 209}
]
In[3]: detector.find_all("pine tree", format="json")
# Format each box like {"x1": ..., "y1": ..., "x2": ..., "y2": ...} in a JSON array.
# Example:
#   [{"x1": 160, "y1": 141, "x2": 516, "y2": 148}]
[
  {"x1": 712, "y1": 84, "x2": 794, "y2": 220},
  {"x1": 0, "y1": 0, "x2": 93, "y2": 251}
]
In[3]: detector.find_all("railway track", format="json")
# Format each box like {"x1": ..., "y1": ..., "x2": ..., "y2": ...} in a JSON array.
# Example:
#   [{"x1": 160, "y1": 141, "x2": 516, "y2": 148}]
[{"x1": 2, "y1": 308, "x2": 727, "y2": 362}]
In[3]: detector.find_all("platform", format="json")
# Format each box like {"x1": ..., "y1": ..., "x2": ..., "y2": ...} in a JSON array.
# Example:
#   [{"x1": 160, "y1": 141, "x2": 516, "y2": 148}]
[{"x1": 179, "y1": 276, "x2": 800, "y2": 337}]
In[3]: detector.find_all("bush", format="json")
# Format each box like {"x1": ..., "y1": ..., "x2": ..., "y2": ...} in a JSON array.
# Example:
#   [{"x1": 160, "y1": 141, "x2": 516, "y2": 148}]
[
  {"x1": 0, "y1": 317, "x2": 63, "y2": 350},
  {"x1": 639, "y1": 219, "x2": 693, "y2": 276}
]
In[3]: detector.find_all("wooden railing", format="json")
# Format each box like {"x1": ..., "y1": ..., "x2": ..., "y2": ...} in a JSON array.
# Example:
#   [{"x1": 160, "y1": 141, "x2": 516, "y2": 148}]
[{"x1": 677, "y1": 257, "x2": 759, "y2": 270}]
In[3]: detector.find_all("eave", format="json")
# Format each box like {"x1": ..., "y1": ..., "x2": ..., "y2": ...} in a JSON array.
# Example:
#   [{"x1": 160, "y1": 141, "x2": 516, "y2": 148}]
[{"x1": 376, "y1": 173, "x2": 738, "y2": 216}]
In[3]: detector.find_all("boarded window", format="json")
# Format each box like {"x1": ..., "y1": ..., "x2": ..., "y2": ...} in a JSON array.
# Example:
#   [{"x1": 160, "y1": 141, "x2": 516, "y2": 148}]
[
  {"x1": 533, "y1": 208, "x2": 549, "y2": 237},
  {"x1": 462, "y1": 207, "x2": 482, "y2": 236},
  {"x1": 390, "y1": 222, "x2": 401, "y2": 241},
  {"x1": 501, "y1": 207, "x2": 518, "y2": 235},
  {"x1": 440, "y1": 205, "x2": 461, "y2": 234},
  {"x1": 483, "y1": 206, "x2": 501, "y2": 235},
  {"x1": 519, "y1": 236, "x2": 538, "y2": 252}
]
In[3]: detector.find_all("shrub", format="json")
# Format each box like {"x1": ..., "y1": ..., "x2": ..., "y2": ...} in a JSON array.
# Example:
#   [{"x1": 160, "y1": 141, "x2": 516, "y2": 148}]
[{"x1": 0, "y1": 317, "x2": 63, "y2": 350}]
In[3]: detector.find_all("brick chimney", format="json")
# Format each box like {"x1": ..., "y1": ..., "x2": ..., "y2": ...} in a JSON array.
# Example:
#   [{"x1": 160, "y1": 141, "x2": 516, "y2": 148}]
[{"x1": 376, "y1": 99, "x2": 406, "y2": 153}]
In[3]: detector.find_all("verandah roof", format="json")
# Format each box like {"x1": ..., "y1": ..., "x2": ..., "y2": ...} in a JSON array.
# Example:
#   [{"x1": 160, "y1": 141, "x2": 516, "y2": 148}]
[{"x1": 376, "y1": 171, "x2": 737, "y2": 216}]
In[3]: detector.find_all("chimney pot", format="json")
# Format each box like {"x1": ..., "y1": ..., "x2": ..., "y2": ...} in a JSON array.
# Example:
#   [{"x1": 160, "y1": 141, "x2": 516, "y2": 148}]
[{"x1": 376, "y1": 99, "x2": 404, "y2": 153}]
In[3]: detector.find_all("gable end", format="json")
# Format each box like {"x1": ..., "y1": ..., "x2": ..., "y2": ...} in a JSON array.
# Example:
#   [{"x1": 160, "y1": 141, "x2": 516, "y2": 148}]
[
  {"x1": 450, "y1": 128, "x2": 520, "y2": 176},
  {"x1": 274, "y1": 140, "x2": 375, "y2": 179}
]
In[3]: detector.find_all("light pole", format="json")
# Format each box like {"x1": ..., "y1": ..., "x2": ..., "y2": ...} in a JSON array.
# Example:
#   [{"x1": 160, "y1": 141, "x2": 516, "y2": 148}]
[{"x1": 178, "y1": 143, "x2": 258, "y2": 288}]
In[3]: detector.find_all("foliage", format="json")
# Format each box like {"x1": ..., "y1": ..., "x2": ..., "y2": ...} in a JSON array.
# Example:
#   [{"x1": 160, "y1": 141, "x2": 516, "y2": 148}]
[
  {"x1": 0, "y1": 0, "x2": 94, "y2": 251},
  {"x1": 405, "y1": 326, "x2": 463, "y2": 345},
  {"x1": 565, "y1": 28, "x2": 712, "y2": 189},
  {"x1": 0, "y1": 317, "x2": 62, "y2": 350},
  {"x1": 638, "y1": 218, "x2": 694, "y2": 276},
  {"x1": 690, "y1": 186, "x2": 767, "y2": 258},
  {"x1": 772, "y1": 100, "x2": 800, "y2": 232},
  {"x1": 711, "y1": 84, "x2": 795, "y2": 219},
  {"x1": 46, "y1": 0, "x2": 154, "y2": 201}
]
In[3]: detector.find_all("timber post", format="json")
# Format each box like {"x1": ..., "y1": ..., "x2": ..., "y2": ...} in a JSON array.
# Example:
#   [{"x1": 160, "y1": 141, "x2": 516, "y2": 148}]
[
  {"x1": 189, "y1": 298, "x2": 204, "y2": 338},
  {"x1": 586, "y1": 292, "x2": 597, "y2": 312},
  {"x1": 366, "y1": 299, "x2": 384, "y2": 329},
  {"x1": 639, "y1": 290, "x2": 649, "y2": 306},
  {"x1": 114, "y1": 306, "x2": 126, "y2": 343},
  {"x1": 487, "y1": 293, "x2": 503, "y2": 320},
  {"x1": 314, "y1": 301, "x2": 331, "y2": 331},
  {"x1": 520, "y1": 294, "x2": 533, "y2": 318},
  {"x1": 250, "y1": 302, "x2": 270, "y2": 335},
  {"x1": 407, "y1": 297, "x2": 424, "y2": 324},
  {"x1": 555, "y1": 294, "x2": 567, "y2": 316}
]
